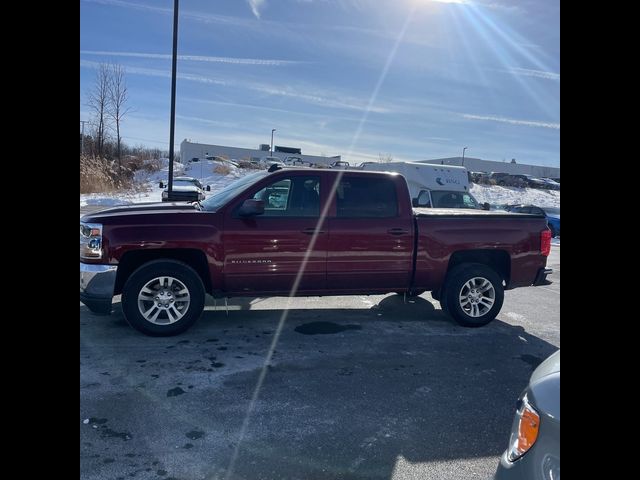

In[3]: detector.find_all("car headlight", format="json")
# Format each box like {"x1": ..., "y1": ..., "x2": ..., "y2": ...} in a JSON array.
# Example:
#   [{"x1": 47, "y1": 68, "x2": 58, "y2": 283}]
[
  {"x1": 80, "y1": 222, "x2": 103, "y2": 260},
  {"x1": 506, "y1": 393, "x2": 540, "y2": 461}
]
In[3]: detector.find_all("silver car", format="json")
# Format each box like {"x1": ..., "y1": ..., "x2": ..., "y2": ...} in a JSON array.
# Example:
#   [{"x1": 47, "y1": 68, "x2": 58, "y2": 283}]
[{"x1": 495, "y1": 350, "x2": 560, "y2": 479}]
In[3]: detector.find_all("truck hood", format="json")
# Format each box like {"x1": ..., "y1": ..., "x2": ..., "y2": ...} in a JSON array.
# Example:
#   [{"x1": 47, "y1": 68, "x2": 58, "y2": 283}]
[{"x1": 81, "y1": 202, "x2": 199, "y2": 223}]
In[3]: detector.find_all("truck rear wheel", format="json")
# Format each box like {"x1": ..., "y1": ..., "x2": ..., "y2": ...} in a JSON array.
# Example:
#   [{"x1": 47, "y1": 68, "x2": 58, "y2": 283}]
[
  {"x1": 440, "y1": 264, "x2": 504, "y2": 327},
  {"x1": 121, "y1": 260, "x2": 205, "y2": 336}
]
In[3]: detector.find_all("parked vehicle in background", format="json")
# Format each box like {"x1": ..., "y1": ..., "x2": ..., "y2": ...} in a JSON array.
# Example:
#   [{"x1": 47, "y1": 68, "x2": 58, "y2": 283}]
[
  {"x1": 330, "y1": 160, "x2": 350, "y2": 169},
  {"x1": 511, "y1": 174, "x2": 548, "y2": 189},
  {"x1": 470, "y1": 171, "x2": 491, "y2": 183},
  {"x1": 489, "y1": 172, "x2": 513, "y2": 186},
  {"x1": 495, "y1": 350, "x2": 560, "y2": 480},
  {"x1": 259, "y1": 156, "x2": 285, "y2": 169},
  {"x1": 283, "y1": 156, "x2": 303, "y2": 165},
  {"x1": 540, "y1": 178, "x2": 560, "y2": 190},
  {"x1": 489, "y1": 173, "x2": 549, "y2": 189},
  {"x1": 505, "y1": 205, "x2": 560, "y2": 237},
  {"x1": 161, "y1": 176, "x2": 208, "y2": 202},
  {"x1": 80, "y1": 168, "x2": 552, "y2": 336},
  {"x1": 361, "y1": 161, "x2": 486, "y2": 209}
]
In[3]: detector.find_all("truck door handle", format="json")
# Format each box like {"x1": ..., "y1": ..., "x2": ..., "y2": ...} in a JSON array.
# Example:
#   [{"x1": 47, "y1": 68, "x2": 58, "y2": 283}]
[
  {"x1": 387, "y1": 228, "x2": 409, "y2": 235},
  {"x1": 302, "y1": 228, "x2": 325, "y2": 235}
]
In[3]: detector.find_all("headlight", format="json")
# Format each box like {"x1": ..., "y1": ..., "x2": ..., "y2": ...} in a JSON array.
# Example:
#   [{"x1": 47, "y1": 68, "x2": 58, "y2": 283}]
[
  {"x1": 80, "y1": 222, "x2": 103, "y2": 259},
  {"x1": 506, "y1": 393, "x2": 540, "y2": 461}
]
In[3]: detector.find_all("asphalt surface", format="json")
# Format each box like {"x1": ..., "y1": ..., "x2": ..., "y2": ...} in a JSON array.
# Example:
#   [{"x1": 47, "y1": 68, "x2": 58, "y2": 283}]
[{"x1": 80, "y1": 248, "x2": 560, "y2": 480}]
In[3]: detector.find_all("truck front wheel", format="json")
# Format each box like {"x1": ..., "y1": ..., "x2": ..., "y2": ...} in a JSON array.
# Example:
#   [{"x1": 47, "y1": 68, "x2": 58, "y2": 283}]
[
  {"x1": 121, "y1": 260, "x2": 205, "y2": 336},
  {"x1": 440, "y1": 264, "x2": 504, "y2": 327}
]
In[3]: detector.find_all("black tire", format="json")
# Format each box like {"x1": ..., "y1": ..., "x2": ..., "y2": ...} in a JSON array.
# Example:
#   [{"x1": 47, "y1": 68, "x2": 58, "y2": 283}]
[
  {"x1": 430, "y1": 289, "x2": 441, "y2": 301},
  {"x1": 498, "y1": 180, "x2": 506, "y2": 186},
  {"x1": 121, "y1": 260, "x2": 205, "y2": 336},
  {"x1": 440, "y1": 263, "x2": 504, "y2": 327}
]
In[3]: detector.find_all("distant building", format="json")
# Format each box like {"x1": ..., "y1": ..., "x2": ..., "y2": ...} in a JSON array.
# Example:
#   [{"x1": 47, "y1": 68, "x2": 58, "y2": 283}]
[
  {"x1": 419, "y1": 157, "x2": 559, "y2": 179},
  {"x1": 180, "y1": 140, "x2": 340, "y2": 166}
]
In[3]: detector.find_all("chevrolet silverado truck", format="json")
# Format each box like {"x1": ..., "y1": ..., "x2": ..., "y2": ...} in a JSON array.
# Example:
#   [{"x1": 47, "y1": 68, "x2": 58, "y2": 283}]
[{"x1": 80, "y1": 168, "x2": 552, "y2": 336}]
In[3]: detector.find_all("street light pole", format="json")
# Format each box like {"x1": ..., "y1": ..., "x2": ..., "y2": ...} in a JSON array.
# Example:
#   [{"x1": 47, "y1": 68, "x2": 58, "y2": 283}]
[
  {"x1": 167, "y1": 0, "x2": 180, "y2": 196},
  {"x1": 80, "y1": 120, "x2": 86, "y2": 156},
  {"x1": 462, "y1": 147, "x2": 468, "y2": 166},
  {"x1": 271, "y1": 129, "x2": 276, "y2": 155}
]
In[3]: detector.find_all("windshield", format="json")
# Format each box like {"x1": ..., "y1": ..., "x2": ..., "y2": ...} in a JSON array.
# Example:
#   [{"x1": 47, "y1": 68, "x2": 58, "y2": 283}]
[
  {"x1": 430, "y1": 190, "x2": 480, "y2": 209},
  {"x1": 174, "y1": 179, "x2": 198, "y2": 187},
  {"x1": 200, "y1": 171, "x2": 268, "y2": 211}
]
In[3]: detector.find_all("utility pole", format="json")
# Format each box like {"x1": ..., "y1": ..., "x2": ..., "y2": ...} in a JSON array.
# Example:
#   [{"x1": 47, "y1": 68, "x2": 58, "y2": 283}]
[
  {"x1": 167, "y1": 0, "x2": 179, "y2": 196},
  {"x1": 80, "y1": 120, "x2": 87, "y2": 156},
  {"x1": 462, "y1": 146, "x2": 468, "y2": 166}
]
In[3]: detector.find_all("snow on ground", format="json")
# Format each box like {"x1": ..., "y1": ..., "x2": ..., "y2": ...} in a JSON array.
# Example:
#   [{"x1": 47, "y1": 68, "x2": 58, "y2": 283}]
[
  {"x1": 80, "y1": 158, "x2": 251, "y2": 207},
  {"x1": 470, "y1": 183, "x2": 560, "y2": 209}
]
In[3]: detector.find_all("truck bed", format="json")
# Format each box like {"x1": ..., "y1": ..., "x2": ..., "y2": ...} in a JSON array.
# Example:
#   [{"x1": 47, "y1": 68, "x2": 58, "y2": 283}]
[{"x1": 412, "y1": 208, "x2": 549, "y2": 291}]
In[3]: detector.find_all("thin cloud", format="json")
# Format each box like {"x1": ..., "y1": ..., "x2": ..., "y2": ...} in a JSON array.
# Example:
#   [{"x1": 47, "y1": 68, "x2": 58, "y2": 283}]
[
  {"x1": 81, "y1": 60, "x2": 392, "y2": 114},
  {"x1": 462, "y1": 114, "x2": 559, "y2": 129},
  {"x1": 80, "y1": 50, "x2": 303, "y2": 66},
  {"x1": 248, "y1": 0, "x2": 266, "y2": 18},
  {"x1": 508, "y1": 67, "x2": 560, "y2": 81},
  {"x1": 82, "y1": 0, "x2": 258, "y2": 28}
]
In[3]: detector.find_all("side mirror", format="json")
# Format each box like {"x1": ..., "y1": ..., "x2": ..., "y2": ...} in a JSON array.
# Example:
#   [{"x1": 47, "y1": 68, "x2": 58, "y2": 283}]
[
  {"x1": 159, "y1": 181, "x2": 164, "y2": 188},
  {"x1": 206, "y1": 185, "x2": 211, "y2": 192},
  {"x1": 239, "y1": 199, "x2": 265, "y2": 216},
  {"x1": 483, "y1": 202, "x2": 490, "y2": 210}
]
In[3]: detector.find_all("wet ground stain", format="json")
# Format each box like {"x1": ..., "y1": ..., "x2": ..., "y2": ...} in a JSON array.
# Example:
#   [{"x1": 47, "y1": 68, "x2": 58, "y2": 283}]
[
  {"x1": 294, "y1": 322, "x2": 362, "y2": 335},
  {"x1": 167, "y1": 387, "x2": 186, "y2": 397},
  {"x1": 185, "y1": 430, "x2": 205, "y2": 440},
  {"x1": 520, "y1": 354, "x2": 543, "y2": 367}
]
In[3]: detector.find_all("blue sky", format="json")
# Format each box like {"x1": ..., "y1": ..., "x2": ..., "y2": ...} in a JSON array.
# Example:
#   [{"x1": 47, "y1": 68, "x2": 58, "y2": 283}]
[{"x1": 80, "y1": 0, "x2": 560, "y2": 166}]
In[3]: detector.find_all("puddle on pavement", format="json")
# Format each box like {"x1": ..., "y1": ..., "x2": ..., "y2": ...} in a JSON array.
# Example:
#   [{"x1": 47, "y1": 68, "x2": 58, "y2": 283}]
[{"x1": 294, "y1": 321, "x2": 362, "y2": 335}]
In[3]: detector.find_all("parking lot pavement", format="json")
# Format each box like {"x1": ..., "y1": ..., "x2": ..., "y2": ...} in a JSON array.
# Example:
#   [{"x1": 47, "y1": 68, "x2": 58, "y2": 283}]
[{"x1": 80, "y1": 248, "x2": 559, "y2": 480}]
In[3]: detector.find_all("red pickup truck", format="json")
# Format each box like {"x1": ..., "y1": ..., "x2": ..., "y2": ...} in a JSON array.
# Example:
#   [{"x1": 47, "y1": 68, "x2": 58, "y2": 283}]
[{"x1": 80, "y1": 168, "x2": 552, "y2": 336}]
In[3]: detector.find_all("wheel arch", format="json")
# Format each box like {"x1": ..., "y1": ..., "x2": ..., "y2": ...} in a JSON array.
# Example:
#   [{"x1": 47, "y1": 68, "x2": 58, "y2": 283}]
[
  {"x1": 114, "y1": 249, "x2": 212, "y2": 296},
  {"x1": 447, "y1": 249, "x2": 510, "y2": 285}
]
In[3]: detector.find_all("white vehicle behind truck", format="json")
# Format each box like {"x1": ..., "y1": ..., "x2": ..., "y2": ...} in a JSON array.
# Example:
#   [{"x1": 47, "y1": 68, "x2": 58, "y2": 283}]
[{"x1": 360, "y1": 161, "x2": 488, "y2": 209}]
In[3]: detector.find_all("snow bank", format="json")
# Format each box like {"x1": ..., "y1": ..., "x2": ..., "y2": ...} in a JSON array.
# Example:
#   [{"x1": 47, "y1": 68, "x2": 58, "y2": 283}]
[
  {"x1": 81, "y1": 158, "x2": 252, "y2": 208},
  {"x1": 470, "y1": 183, "x2": 560, "y2": 209}
]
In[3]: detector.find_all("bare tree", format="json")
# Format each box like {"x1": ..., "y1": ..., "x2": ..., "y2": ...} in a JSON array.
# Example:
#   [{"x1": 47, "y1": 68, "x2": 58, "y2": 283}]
[
  {"x1": 379, "y1": 153, "x2": 393, "y2": 163},
  {"x1": 107, "y1": 63, "x2": 131, "y2": 166},
  {"x1": 86, "y1": 64, "x2": 111, "y2": 157}
]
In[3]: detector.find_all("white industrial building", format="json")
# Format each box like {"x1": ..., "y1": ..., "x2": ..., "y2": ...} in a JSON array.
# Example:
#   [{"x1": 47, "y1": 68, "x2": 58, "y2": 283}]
[
  {"x1": 419, "y1": 157, "x2": 560, "y2": 179},
  {"x1": 180, "y1": 140, "x2": 340, "y2": 166}
]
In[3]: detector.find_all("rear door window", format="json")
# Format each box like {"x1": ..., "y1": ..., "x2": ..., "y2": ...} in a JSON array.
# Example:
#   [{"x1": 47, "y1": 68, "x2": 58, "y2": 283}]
[{"x1": 336, "y1": 177, "x2": 398, "y2": 217}]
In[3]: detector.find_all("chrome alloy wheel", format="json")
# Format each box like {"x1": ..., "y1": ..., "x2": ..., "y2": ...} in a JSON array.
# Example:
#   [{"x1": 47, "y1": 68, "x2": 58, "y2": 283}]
[
  {"x1": 458, "y1": 277, "x2": 495, "y2": 318},
  {"x1": 137, "y1": 276, "x2": 191, "y2": 325}
]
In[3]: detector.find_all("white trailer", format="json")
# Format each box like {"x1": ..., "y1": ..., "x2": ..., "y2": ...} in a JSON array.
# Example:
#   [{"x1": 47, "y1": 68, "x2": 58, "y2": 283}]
[{"x1": 360, "y1": 161, "x2": 486, "y2": 209}]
